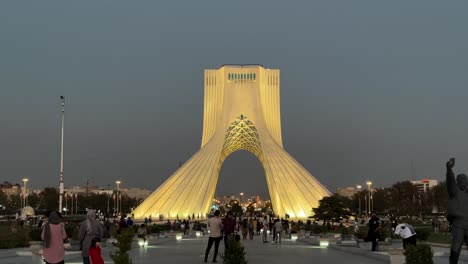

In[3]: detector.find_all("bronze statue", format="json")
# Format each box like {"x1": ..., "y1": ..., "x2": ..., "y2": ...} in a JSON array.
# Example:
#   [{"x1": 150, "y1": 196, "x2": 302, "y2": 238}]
[{"x1": 446, "y1": 158, "x2": 468, "y2": 264}]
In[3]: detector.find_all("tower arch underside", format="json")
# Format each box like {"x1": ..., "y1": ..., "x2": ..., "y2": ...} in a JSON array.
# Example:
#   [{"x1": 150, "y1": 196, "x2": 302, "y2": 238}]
[
  {"x1": 132, "y1": 65, "x2": 330, "y2": 220},
  {"x1": 133, "y1": 115, "x2": 330, "y2": 219}
]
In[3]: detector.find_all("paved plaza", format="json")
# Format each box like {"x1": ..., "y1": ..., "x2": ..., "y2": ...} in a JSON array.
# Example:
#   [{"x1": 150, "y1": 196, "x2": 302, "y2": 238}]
[{"x1": 0, "y1": 234, "x2": 465, "y2": 264}]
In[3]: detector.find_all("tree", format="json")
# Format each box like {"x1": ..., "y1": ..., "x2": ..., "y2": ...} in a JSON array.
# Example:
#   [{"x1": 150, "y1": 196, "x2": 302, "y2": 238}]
[
  {"x1": 39, "y1": 187, "x2": 59, "y2": 210},
  {"x1": 28, "y1": 193, "x2": 40, "y2": 209},
  {"x1": 7, "y1": 193, "x2": 21, "y2": 212},
  {"x1": 246, "y1": 203, "x2": 255, "y2": 215},
  {"x1": 231, "y1": 203, "x2": 243, "y2": 216},
  {"x1": 0, "y1": 190, "x2": 8, "y2": 214},
  {"x1": 312, "y1": 194, "x2": 352, "y2": 225},
  {"x1": 387, "y1": 181, "x2": 419, "y2": 216}
]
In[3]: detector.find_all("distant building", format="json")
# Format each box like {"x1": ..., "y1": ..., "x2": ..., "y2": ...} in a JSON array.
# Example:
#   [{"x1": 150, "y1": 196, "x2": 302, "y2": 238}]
[
  {"x1": 410, "y1": 179, "x2": 438, "y2": 192},
  {"x1": 336, "y1": 186, "x2": 360, "y2": 198},
  {"x1": 215, "y1": 194, "x2": 267, "y2": 207},
  {"x1": 125, "y1": 188, "x2": 152, "y2": 200},
  {"x1": 63, "y1": 186, "x2": 151, "y2": 199},
  {"x1": 0, "y1": 182, "x2": 20, "y2": 196}
]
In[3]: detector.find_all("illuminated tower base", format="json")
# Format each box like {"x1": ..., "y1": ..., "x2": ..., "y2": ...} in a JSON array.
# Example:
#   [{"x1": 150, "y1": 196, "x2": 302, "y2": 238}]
[{"x1": 133, "y1": 65, "x2": 330, "y2": 219}]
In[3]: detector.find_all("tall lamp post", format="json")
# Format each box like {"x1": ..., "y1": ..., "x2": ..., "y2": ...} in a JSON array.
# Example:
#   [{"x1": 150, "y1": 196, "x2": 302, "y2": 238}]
[
  {"x1": 240, "y1": 193, "x2": 244, "y2": 205},
  {"x1": 116, "y1": 180, "x2": 121, "y2": 216},
  {"x1": 107, "y1": 184, "x2": 111, "y2": 216},
  {"x1": 58, "y1": 96, "x2": 65, "y2": 213},
  {"x1": 356, "y1": 185, "x2": 362, "y2": 216},
  {"x1": 366, "y1": 181, "x2": 372, "y2": 214},
  {"x1": 22, "y1": 178, "x2": 28, "y2": 210}
]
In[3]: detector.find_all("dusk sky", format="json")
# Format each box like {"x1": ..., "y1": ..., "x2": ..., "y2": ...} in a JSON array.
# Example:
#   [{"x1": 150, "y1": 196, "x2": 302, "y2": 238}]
[{"x1": 1, "y1": 1, "x2": 468, "y2": 199}]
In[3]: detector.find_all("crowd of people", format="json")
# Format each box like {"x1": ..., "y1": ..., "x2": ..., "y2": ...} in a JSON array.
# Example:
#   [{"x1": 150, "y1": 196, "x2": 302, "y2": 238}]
[
  {"x1": 33, "y1": 209, "x2": 104, "y2": 264},
  {"x1": 204, "y1": 210, "x2": 297, "y2": 262}
]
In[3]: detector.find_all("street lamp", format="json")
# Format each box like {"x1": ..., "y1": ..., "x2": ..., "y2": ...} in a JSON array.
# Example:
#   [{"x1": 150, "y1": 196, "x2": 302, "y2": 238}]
[
  {"x1": 356, "y1": 185, "x2": 362, "y2": 216},
  {"x1": 107, "y1": 184, "x2": 111, "y2": 216},
  {"x1": 240, "y1": 193, "x2": 244, "y2": 205},
  {"x1": 58, "y1": 96, "x2": 65, "y2": 213},
  {"x1": 22, "y1": 178, "x2": 28, "y2": 210},
  {"x1": 366, "y1": 181, "x2": 372, "y2": 214},
  {"x1": 116, "y1": 180, "x2": 121, "y2": 216}
]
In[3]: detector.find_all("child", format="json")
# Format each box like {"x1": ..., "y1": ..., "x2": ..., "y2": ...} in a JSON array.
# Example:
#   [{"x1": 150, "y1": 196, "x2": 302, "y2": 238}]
[{"x1": 88, "y1": 237, "x2": 104, "y2": 264}]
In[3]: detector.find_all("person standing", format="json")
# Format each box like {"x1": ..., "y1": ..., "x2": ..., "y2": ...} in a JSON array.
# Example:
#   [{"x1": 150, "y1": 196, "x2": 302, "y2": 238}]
[
  {"x1": 88, "y1": 237, "x2": 104, "y2": 264},
  {"x1": 241, "y1": 218, "x2": 248, "y2": 240},
  {"x1": 41, "y1": 211, "x2": 67, "y2": 264},
  {"x1": 367, "y1": 211, "x2": 380, "y2": 252},
  {"x1": 446, "y1": 158, "x2": 468, "y2": 264},
  {"x1": 252, "y1": 218, "x2": 258, "y2": 236},
  {"x1": 79, "y1": 210, "x2": 104, "y2": 264},
  {"x1": 222, "y1": 211, "x2": 236, "y2": 250},
  {"x1": 248, "y1": 219, "x2": 254, "y2": 240},
  {"x1": 262, "y1": 216, "x2": 269, "y2": 243},
  {"x1": 274, "y1": 219, "x2": 283, "y2": 244},
  {"x1": 137, "y1": 224, "x2": 148, "y2": 245},
  {"x1": 204, "y1": 210, "x2": 223, "y2": 263}
]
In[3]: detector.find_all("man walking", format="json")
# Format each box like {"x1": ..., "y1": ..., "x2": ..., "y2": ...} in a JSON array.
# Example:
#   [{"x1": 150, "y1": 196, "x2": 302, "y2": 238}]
[
  {"x1": 446, "y1": 158, "x2": 468, "y2": 264},
  {"x1": 205, "y1": 210, "x2": 223, "y2": 263}
]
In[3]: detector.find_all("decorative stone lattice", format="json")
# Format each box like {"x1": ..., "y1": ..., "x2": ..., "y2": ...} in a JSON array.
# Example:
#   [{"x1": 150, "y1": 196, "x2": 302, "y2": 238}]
[{"x1": 221, "y1": 114, "x2": 263, "y2": 161}]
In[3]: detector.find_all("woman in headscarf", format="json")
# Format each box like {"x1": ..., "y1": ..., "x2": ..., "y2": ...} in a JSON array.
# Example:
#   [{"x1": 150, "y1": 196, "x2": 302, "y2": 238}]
[
  {"x1": 79, "y1": 210, "x2": 104, "y2": 264},
  {"x1": 41, "y1": 211, "x2": 67, "y2": 264}
]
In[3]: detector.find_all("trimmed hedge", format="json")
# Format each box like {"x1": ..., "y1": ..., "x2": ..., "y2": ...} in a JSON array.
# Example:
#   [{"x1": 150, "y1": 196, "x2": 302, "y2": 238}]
[{"x1": 404, "y1": 243, "x2": 433, "y2": 264}]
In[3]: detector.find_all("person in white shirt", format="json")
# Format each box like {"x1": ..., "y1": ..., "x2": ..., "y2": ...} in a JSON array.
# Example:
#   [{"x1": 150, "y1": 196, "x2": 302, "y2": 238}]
[
  {"x1": 394, "y1": 223, "x2": 417, "y2": 249},
  {"x1": 273, "y1": 219, "x2": 283, "y2": 244},
  {"x1": 205, "y1": 210, "x2": 223, "y2": 263}
]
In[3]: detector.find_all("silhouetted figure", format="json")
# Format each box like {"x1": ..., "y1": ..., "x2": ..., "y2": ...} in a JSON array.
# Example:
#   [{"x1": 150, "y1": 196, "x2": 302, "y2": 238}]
[
  {"x1": 446, "y1": 158, "x2": 468, "y2": 264},
  {"x1": 367, "y1": 211, "x2": 380, "y2": 252}
]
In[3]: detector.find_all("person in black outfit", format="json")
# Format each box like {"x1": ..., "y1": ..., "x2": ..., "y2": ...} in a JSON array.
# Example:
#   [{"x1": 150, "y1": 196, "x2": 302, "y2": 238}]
[
  {"x1": 446, "y1": 158, "x2": 468, "y2": 264},
  {"x1": 367, "y1": 211, "x2": 381, "y2": 251}
]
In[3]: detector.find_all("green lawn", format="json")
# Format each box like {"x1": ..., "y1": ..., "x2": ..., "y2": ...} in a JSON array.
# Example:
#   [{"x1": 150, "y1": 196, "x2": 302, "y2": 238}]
[{"x1": 426, "y1": 232, "x2": 451, "y2": 244}]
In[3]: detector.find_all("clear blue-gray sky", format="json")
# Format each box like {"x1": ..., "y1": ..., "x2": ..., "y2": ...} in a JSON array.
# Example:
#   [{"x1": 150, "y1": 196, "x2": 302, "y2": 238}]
[{"x1": 1, "y1": 1, "x2": 468, "y2": 199}]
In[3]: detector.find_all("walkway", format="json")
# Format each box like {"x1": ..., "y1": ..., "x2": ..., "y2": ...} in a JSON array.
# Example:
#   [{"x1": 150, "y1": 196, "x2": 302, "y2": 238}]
[{"x1": 0, "y1": 234, "x2": 464, "y2": 263}]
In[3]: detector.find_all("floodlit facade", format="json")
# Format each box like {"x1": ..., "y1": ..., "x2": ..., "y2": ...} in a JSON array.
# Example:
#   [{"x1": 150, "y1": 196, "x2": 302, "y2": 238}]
[{"x1": 132, "y1": 65, "x2": 330, "y2": 219}]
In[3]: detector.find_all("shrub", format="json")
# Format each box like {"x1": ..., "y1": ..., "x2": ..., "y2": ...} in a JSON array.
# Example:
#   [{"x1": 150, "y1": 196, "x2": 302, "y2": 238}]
[
  {"x1": 404, "y1": 243, "x2": 433, "y2": 264},
  {"x1": 414, "y1": 228, "x2": 431, "y2": 241},
  {"x1": 111, "y1": 228, "x2": 134, "y2": 264},
  {"x1": 29, "y1": 228, "x2": 42, "y2": 241},
  {"x1": 311, "y1": 224, "x2": 327, "y2": 235},
  {"x1": 378, "y1": 228, "x2": 389, "y2": 241},
  {"x1": 354, "y1": 226, "x2": 368, "y2": 240},
  {"x1": 148, "y1": 224, "x2": 160, "y2": 234},
  {"x1": 340, "y1": 227, "x2": 350, "y2": 235},
  {"x1": 0, "y1": 227, "x2": 30, "y2": 249},
  {"x1": 222, "y1": 235, "x2": 247, "y2": 264}
]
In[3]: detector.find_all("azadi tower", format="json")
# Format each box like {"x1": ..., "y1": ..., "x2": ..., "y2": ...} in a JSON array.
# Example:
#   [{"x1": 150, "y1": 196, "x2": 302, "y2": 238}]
[{"x1": 133, "y1": 65, "x2": 330, "y2": 219}]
